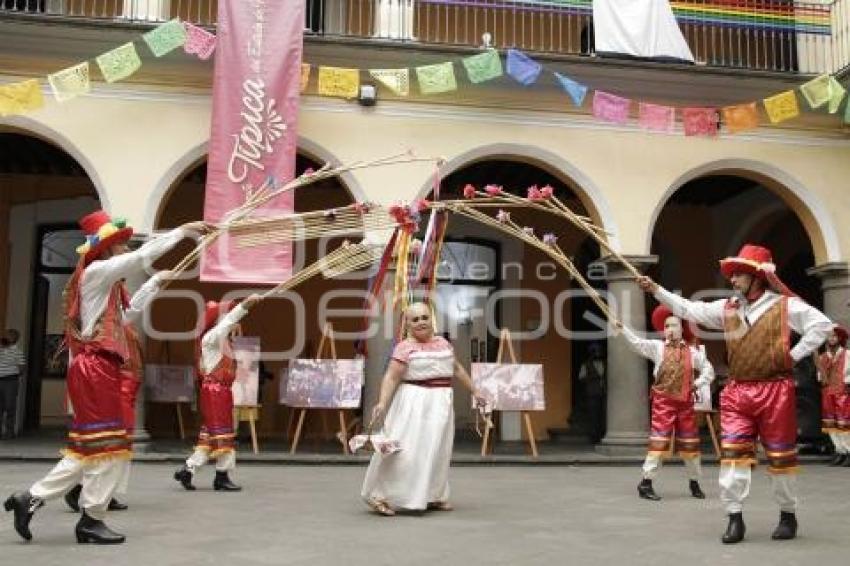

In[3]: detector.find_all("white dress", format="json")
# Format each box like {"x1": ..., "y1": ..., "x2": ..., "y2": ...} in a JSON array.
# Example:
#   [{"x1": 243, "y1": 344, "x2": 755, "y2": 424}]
[{"x1": 361, "y1": 337, "x2": 455, "y2": 510}]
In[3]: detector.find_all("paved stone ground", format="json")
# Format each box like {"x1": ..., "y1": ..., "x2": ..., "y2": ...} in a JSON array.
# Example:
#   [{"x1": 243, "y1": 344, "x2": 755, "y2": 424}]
[{"x1": 1, "y1": 462, "x2": 848, "y2": 565}]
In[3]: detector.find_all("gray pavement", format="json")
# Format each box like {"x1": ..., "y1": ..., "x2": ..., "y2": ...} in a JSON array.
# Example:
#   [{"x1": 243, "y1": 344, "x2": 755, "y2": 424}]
[{"x1": 1, "y1": 462, "x2": 848, "y2": 565}]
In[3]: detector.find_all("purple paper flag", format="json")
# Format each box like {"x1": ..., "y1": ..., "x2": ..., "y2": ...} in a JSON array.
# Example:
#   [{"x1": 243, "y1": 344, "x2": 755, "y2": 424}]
[{"x1": 506, "y1": 49, "x2": 542, "y2": 86}]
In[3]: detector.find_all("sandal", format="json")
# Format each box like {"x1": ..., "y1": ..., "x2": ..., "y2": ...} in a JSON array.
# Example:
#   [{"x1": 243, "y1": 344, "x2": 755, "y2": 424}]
[
  {"x1": 427, "y1": 501, "x2": 453, "y2": 511},
  {"x1": 367, "y1": 498, "x2": 396, "y2": 516}
]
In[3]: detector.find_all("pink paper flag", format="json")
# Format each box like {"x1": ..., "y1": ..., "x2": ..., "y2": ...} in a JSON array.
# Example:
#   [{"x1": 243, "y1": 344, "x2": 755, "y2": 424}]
[
  {"x1": 682, "y1": 107, "x2": 718, "y2": 137},
  {"x1": 592, "y1": 91, "x2": 631, "y2": 124},
  {"x1": 638, "y1": 102, "x2": 675, "y2": 133},
  {"x1": 183, "y1": 22, "x2": 217, "y2": 60},
  {"x1": 202, "y1": 0, "x2": 304, "y2": 284}
]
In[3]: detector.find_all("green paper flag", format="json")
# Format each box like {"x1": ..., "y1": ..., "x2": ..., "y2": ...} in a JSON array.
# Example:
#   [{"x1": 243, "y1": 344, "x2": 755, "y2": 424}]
[
  {"x1": 827, "y1": 76, "x2": 846, "y2": 114},
  {"x1": 96, "y1": 42, "x2": 142, "y2": 83},
  {"x1": 416, "y1": 62, "x2": 457, "y2": 95},
  {"x1": 143, "y1": 19, "x2": 187, "y2": 57},
  {"x1": 462, "y1": 49, "x2": 503, "y2": 84}
]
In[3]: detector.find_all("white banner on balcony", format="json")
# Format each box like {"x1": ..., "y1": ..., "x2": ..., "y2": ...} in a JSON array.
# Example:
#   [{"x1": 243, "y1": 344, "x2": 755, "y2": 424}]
[{"x1": 593, "y1": 0, "x2": 694, "y2": 63}]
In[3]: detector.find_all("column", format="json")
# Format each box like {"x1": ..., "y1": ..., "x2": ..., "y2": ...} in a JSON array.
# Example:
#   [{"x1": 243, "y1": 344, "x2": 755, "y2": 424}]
[
  {"x1": 122, "y1": 0, "x2": 171, "y2": 22},
  {"x1": 596, "y1": 254, "x2": 657, "y2": 456},
  {"x1": 807, "y1": 262, "x2": 850, "y2": 328}
]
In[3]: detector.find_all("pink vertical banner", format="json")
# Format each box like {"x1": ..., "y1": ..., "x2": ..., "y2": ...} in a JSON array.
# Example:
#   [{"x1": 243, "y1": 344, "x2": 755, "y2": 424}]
[{"x1": 201, "y1": 0, "x2": 304, "y2": 284}]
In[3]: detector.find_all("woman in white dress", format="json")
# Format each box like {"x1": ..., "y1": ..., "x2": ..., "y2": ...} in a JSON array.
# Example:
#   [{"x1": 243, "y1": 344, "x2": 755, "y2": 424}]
[{"x1": 361, "y1": 302, "x2": 484, "y2": 516}]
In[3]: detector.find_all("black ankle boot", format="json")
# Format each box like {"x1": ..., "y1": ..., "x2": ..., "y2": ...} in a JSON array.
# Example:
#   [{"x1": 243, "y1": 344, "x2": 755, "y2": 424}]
[
  {"x1": 75, "y1": 511, "x2": 125, "y2": 544},
  {"x1": 3, "y1": 491, "x2": 43, "y2": 541},
  {"x1": 637, "y1": 479, "x2": 661, "y2": 501},
  {"x1": 689, "y1": 480, "x2": 706, "y2": 499},
  {"x1": 108, "y1": 498, "x2": 128, "y2": 511},
  {"x1": 721, "y1": 512, "x2": 746, "y2": 544},
  {"x1": 213, "y1": 471, "x2": 242, "y2": 492},
  {"x1": 64, "y1": 484, "x2": 82, "y2": 512},
  {"x1": 829, "y1": 453, "x2": 846, "y2": 466},
  {"x1": 771, "y1": 511, "x2": 798, "y2": 540},
  {"x1": 173, "y1": 465, "x2": 196, "y2": 491}
]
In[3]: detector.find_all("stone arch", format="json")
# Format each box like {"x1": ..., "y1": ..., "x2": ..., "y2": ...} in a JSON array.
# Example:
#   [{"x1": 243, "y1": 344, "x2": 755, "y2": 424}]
[
  {"x1": 647, "y1": 158, "x2": 840, "y2": 264},
  {"x1": 420, "y1": 143, "x2": 621, "y2": 252},
  {"x1": 0, "y1": 116, "x2": 110, "y2": 209}
]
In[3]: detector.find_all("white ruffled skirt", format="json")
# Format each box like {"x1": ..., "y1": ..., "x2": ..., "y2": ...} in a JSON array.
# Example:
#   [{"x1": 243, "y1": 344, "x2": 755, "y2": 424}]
[{"x1": 361, "y1": 383, "x2": 454, "y2": 510}]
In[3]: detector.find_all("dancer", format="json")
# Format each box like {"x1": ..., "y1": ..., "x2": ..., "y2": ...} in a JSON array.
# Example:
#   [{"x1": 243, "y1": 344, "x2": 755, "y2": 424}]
[
  {"x1": 638, "y1": 244, "x2": 832, "y2": 543},
  {"x1": 4, "y1": 211, "x2": 207, "y2": 544},
  {"x1": 616, "y1": 305, "x2": 714, "y2": 501},
  {"x1": 173, "y1": 295, "x2": 260, "y2": 492},
  {"x1": 817, "y1": 325, "x2": 850, "y2": 466}
]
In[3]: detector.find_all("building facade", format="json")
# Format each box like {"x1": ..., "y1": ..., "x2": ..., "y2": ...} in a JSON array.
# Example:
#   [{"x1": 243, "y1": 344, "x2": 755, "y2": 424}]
[{"x1": 1, "y1": 0, "x2": 849, "y2": 450}]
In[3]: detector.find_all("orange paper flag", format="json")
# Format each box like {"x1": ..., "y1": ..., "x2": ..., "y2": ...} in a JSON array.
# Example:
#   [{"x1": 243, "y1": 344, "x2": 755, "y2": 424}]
[{"x1": 722, "y1": 102, "x2": 759, "y2": 134}]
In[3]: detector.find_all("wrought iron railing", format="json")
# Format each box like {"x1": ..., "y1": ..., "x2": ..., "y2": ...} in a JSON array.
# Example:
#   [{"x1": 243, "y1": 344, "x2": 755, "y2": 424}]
[{"x1": 0, "y1": 0, "x2": 846, "y2": 74}]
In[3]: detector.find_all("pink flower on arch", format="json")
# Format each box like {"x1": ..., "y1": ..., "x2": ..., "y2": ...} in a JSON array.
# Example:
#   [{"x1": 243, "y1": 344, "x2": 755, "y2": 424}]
[
  {"x1": 484, "y1": 184, "x2": 503, "y2": 196},
  {"x1": 462, "y1": 184, "x2": 477, "y2": 199},
  {"x1": 527, "y1": 185, "x2": 543, "y2": 201},
  {"x1": 540, "y1": 185, "x2": 554, "y2": 199}
]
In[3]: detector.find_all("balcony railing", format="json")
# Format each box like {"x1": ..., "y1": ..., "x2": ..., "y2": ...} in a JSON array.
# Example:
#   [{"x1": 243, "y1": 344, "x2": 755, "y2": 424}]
[{"x1": 1, "y1": 0, "x2": 848, "y2": 75}]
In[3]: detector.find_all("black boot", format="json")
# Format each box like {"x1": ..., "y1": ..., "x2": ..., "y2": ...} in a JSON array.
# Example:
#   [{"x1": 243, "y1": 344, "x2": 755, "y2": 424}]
[
  {"x1": 64, "y1": 484, "x2": 82, "y2": 512},
  {"x1": 689, "y1": 480, "x2": 706, "y2": 499},
  {"x1": 75, "y1": 510, "x2": 125, "y2": 544},
  {"x1": 213, "y1": 471, "x2": 242, "y2": 492},
  {"x1": 173, "y1": 465, "x2": 196, "y2": 491},
  {"x1": 637, "y1": 479, "x2": 661, "y2": 501},
  {"x1": 771, "y1": 511, "x2": 798, "y2": 540},
  {"x1": 107, "y1": 498, "x2": 128, "y2": 511},
  {"x1": 721, "y1": 512, "x2": 746, "y2": 544},
  {"x1": 829, "y1": 453, "x2": 846, "y2": 466},
  {"x1": 3, "y1": 491, "x2": 43, "y2": 541}
]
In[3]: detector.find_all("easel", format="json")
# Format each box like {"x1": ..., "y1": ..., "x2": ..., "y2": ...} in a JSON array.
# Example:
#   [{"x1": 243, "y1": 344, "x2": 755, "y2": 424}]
[
  {"x1": 290, "y1": 323, "x2": 351, "y2": 455},
  {"x1": 480, "y1": 329, "x2": 539, "y2": 458},
  {"x1": 233, "y1": 406, "x2": 260, "y2": 454}
]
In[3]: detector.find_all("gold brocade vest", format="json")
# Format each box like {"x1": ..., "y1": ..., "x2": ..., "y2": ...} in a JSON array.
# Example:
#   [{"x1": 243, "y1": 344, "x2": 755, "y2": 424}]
[
  {"x1": 653, "y1": 342, "x2": 693, "y2": 400},
  {"x1": 723, "y1": 297, "x2": 792, "y2": 382},
  {"x1": 819, "y1": 349, "x2": 847, "y2": 392}
]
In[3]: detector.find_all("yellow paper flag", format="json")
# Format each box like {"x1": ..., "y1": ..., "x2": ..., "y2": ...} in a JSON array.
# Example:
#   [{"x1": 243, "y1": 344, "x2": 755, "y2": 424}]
[
  {"x1": 763, "y1": 90, "x2": 799, "y2": 124},
  {"x1": 300, "y1": 64, "x2": 311, "y2": 94},
  {"x1": 0, "y1": 79, "x2": 45, "y2": 116},
  {"x1": 317, "y1": 67, "x2": 359, "y2": 99},
  {"x1": 48, "y1": 62, "x2": 91, "y2": 103},
  {"x1": 368, "y1": 69, "x2": 410, "y2": 96},
  {"x1": 722, "y1": 102, "x2": 760, "y2": 134}
]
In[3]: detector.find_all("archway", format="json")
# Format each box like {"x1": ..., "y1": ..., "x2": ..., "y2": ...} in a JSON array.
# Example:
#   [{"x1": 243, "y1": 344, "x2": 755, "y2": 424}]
[
  {"x1": 145, "y1": 152, "x2": 364, "y2": 441},
  {"x1": 0, "y1": 129, "x2": 100, "y2": 433},
  {"x1": 428, "y1": 157, "x2": 603, "y2": 445},
  {"x1": 649, "y1": 171, "x2": 824, "y2": 443}
]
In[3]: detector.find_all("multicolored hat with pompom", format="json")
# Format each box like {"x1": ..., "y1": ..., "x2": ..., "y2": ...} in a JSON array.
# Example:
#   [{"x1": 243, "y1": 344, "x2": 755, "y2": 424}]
[{"x1": 76, "y1": 210, "x2": 134, "y2": 265}]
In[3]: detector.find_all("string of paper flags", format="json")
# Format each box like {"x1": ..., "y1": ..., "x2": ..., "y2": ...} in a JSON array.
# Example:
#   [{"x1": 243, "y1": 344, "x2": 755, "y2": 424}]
[{"x1": 1, "y1": 18, "x2": 848, "y2": 137}]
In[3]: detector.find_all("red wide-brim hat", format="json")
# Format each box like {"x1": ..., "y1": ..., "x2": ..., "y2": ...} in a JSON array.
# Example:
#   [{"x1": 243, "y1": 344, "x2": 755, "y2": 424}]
[
  {"x1": 651, "y1": 305, "x2": 694, "y2": 343},
  {"x1": 719, "y1": 243, "x2": 774, "y2": 280},
  {"x1": 76, "y1": 210, "x2": 134, "y2": 266}
]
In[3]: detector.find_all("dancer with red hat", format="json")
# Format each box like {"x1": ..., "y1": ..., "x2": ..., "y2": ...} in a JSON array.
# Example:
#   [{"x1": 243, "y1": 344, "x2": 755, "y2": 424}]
[
  {"x1": 4, "y1": 211, "x2": 208, "y2": 544},
  {"x1": 638, "y1": 244, "x2": 832, "y2": 543},
  {"x1": 173, "y1": 295, "x2": 261, "y2": 492},
  {"x1": 817, "y1": 325, "x2": 850, "y2": 466},
  {"x1": 615, "y1": 306, "x2": 714, "y2": 501}
]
